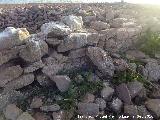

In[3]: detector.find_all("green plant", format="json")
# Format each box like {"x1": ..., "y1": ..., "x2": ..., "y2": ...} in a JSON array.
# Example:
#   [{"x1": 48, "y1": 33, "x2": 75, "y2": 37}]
[
  {"x1": 137, "y1": 29, "x2": 160, "y2": 57},
  {"x1": 112, "y1": 68, "x2": 153, "y2": 89},
  {"x1": 57, "y1": 71, "x2": 104, "y2": 110}
]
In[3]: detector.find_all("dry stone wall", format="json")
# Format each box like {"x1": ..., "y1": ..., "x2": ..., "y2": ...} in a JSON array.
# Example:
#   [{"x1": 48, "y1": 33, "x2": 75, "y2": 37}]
[{"x1": 0, "y1": 3, "x2": 160, "y2": 120}]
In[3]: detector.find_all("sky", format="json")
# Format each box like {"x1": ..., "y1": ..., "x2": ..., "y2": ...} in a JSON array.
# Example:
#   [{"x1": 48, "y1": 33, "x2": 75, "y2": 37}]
[{"x1": 1, "y1": 0, "x2": 160, "y2": 4}]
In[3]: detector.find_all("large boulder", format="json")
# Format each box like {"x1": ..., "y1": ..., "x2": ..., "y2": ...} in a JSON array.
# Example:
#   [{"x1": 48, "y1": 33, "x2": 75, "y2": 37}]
[
  {"x1": 101, "y1": 27, "x2": 142, "y2": 52},
  {"x1": 62, "y1": 15, "x2": 83, "y2": 31},
  {"x1": 41, "y1": 22, "x2": 71, "y2": 37},
  {"x1": 0, "y1": 27, "x2": 30, "y2": 50},
  {"x1": 19, "y1": 35, "x2": 48, "y2": 63},
  {"x1": 57, "y1": 33, "x2": 99, "y2": 52},
  {"x1": 86, "y1": 47, "x2": 115, "y2": 76},
  {"x1": 0, "y1": 65, "x2": 23, "y2": 87}
]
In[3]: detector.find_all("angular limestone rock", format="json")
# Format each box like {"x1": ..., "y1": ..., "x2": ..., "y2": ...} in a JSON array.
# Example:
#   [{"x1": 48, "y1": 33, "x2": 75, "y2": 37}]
[
  {"x1": 57, "y1": 33, "x2": 99, "y2": 52},
  {"x1": 86, "y1": 47, "x2": 115, "y2": 76},
  {"x1": 62, "y1": 15, "x2": 83, "y2": 31},
  {"x1": 4, "y1": 74, "x2": 35, "y2": 90},
  {"x1": 3, "y1": 104, "x2": 22, "y2": 120},
  {"x1": 41, "y1": 22, "x2": 71, "y2": 37},
  {"x1": 0, "y1": 65, "x2": 23, "y2": 87},
  {"x1": 19, "y1": 35, "x2": 48, "y2": 62},
  {"x1": 0, "y1": 27, "x2": 30, "y2": 50},
  {"x1": 50, "y1": 75, "x2": 71, "y2": 92}
]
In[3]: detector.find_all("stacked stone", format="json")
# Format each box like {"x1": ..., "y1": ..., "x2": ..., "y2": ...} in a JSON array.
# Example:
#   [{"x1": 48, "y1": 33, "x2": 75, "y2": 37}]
[{"x1": 0, "y1": 4, "x2": 160, "y2": 120}]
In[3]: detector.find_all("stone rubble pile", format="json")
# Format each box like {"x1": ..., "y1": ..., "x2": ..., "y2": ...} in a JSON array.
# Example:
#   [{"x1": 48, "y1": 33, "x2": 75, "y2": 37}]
[{"x1": 0, "y1": 3, "x2": 160, "y2": 120}]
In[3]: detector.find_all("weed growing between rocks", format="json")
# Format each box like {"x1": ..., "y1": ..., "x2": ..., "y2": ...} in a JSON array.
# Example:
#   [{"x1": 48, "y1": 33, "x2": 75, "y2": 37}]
[
  {"x1": 16, "y1": 68, "x2": 104, "y2": 118},
  {"x1": 112, "y1": 68, "x2": 152, "y2": 89},
  {"x1": 137, "y1": 29, "x2": 160, "y2": 57},
  {"x1": 57, "y1": 71, "x2": 104, "y2": 110}
]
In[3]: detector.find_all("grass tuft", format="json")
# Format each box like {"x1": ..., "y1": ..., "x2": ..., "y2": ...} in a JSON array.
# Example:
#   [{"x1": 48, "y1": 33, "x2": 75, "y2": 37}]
[{"x1": 137, "y1": 29, "x2": 160, "y2": 57}]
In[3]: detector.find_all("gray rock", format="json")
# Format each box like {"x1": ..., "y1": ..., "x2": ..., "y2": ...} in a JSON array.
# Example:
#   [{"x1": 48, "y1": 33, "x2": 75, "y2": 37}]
[
  {"x1": 41, "y1": 22, "x2": 71, "y2": 37},
  {"x1": 30, "y1": 97, "x2": 43, "y2": 109},
  {"x1": 137, "y1": 105, "x2": 153, "y2": 120},
  {"x1": 42, "y1": 64, "x2": 64, "y2": 78},
  {"x1": 40, "y1": 104, "x2": 60, "y2": 112},
  {"x1": 82, "y1": 93, "x2": 95, "y2": 103},
  {"x1": 124, "y1": 105, "x2": 138, "y2": 118},
  {"x1": 127, "y1": 81, "x2": 143, "y2": 98},
  {"x1": 0, "y1": 27, "x2": 30, "y2": 50},
  {"x1": 143, "y1": 62, "x2": 160, "y2": 81},
  {"x1": 110, "y1": 98, "x2": 123, "y2": 113},
  {"x1": 19, "y1": 35, "x2": 48, "y2": 62},
  {"x1": 0, "y1": 45, "x2": 25, "y2": 66},
  {"x1": 57, "y1": 33, "x2": 99, "y2": 52},
  {"x1": 69, "y1": 48, "x2": 86, "y2": 59},
  {"x1": 3, "y1": 104, "x2": 22, "y2": 120},
  {"x1": 145, "y1": 99, "x2": 160, "y2": 118},
  {"x1": 77, "y1": 103, "x2": 99, "y2": 117},
  {"x1": 46, "y1": 38, "x2": 62, "y2": 47},
  {"x1": 0, "y1": 65, "x2": 23, "y2": 87},
  {"x1": 83, "y1": 16, "x2": 97, "y2": 24},
  {"x1": 110, "y1": 18, "x2": 128, "y2": 28},
  {"x1": 113, "y1": 58, "x2": 128, "y2": 71},
  {"x1": 116, "y1": 83, "x2": 132, "y2": 104},
  {"x1": 101, "y1": 86, "x2": 114, "y2": 100},
  {"x1": 102, "y1": 27, "x2": 142, "y2": 52},
  {"x1": 106, "y1": 10, "x2": 115, "y2": 21},
  {"x1": 128, "y1": 63, "x2": 137, "y2": 72},
  {"x1": 0, "y1": 90, "x2": 23, "y2": 111},
  {"x1": 126, "y1": 50, "x2": 146, "y2": 60},
  {"x1": 50, "y1": 75, "x2": 71, "y2": 92},
  {"x1": 36, "y1": 74, "x2": 52, "y2": 87},
  {"x1": 87, "y1": 47, "x2": 115, "y2": 76},
  {"x1": 4, "y1": 74, "x2": 35, "y2": 90},
  {"x1": 24, "y1": 60, "x2": 44, "y2": 73},
  {"x1": 95, "y1": 98, "x2": 106, "y2": 110},
  {"x1": 151, "y1": 89, "x2": 160, "y2": 99},
  {"x1": 90, "y1": 21, "x2": 110, "y2": 31},
  {"x1": 62, "y1": 15, "x2": 83, "y2": 31},
  {"x1": 17, "y1": 112, "x2": 35, "y2": 120},
  {"x1": 52, "y1": 110, "x2": 74, "y2": 120},
  {"x1": 0, "y1": 113, "x2": 5, "y2": 120},
  {"x1": 33, "y1": 112, "x2": 51, "y2": 120}
]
